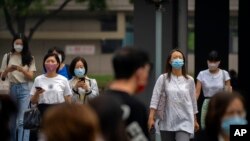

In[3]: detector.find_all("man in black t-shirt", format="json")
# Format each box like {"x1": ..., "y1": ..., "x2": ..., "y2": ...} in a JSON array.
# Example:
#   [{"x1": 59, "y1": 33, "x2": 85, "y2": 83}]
[{"x1": 104, "y1": 47, "x2": 151, "y2": 141}]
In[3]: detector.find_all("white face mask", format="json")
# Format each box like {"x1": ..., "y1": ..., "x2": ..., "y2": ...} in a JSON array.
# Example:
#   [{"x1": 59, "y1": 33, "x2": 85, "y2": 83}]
[
  {"x1": 14, "y1": 44, "x2": 23, "y2": 53},
  {"x1": 208, "y1": 62, "x2": 219, "y2": 71},
  {"x1": 58, "y1": 54, "x2": 62, "y2": 63}
]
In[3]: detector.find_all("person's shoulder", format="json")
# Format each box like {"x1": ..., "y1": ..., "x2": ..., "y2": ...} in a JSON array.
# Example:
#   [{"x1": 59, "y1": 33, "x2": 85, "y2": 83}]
[
  {"x1": 187, "y1": 74, "x2": 194, "y2": 80},
  {"x1": 197, "y1": 70, "x2": 210, "y2": 78},
  {"x1": 57, "y1": 74, "x2": 68, "y2": 81},
  {"x1": 220, "y1": 69, "x2": 229, "y2": 74},
  {"x1": 2, "y1": 52, "x2": 11, "y2": 59},
  {"x1": 156, "y1": 73, "x2": 168, "y2": 81},
  {"x1": 85, "y1": 76, "x2": 96, "y2": 81},
  {"x1": 35, "y1": 74, "x2": 45, "y2": 80},
  {"x1": 68, "y1": 77, "x2": 76, "y2": 82},
  {"x1": 199, "y1": 69, "x2": 209, "y2": 74},
  {"x1": 104, "y1": 89, "x2": 136, "y2": 102},
  {"x1": 104, "y1": 89, "x2": 127, "y2": 97},
  {"x1": 125, "y1": 95, "x2": 146, "y2": 109}
]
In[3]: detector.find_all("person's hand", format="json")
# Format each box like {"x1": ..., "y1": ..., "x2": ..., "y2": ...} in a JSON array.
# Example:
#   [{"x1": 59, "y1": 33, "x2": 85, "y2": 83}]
[
  {"x1": 35, "y1": 87, "x2": 45, "y2": 95},
  {"x1": 76, "y1": 81, "x2": 89, "y2": 91},
  {"x1": 148, "y1": 117, "x2": 155, "y2": 132},
  {"x1": 7, "y1": 65, "x2": 17, "y2": 72},
  {"x1": 15, "y1": 65, "x2": 24, "y2": 73},
  {"x1": 194, "y1": 120, "x2": 200, "y2": 132}
]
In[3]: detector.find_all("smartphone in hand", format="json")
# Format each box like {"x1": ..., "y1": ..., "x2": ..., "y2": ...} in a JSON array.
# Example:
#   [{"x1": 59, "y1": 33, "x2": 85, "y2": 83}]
[
  {"x1": 11, "y1": 65, "x2": 18, "y2": 70},
  {"x1": 35, "y1": 87, "x2": 43, "y2": 91},
  {"x1": 79, "y1": 77, "x2": 85, "y2": 82}
]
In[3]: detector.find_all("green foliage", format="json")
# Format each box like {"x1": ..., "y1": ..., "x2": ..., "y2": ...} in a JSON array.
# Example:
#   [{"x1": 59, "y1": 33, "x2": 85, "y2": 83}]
[
  {"x1": 89, "y1": 74, "x2": 114, "y2": 88},
  {"x1": 188, "y1": 32, "x2": 195, "y2": 52},
  {"x1": 29, "y1": 0, "x2": 55, "y2": 13},
  {"x1": 88, "y1": 0, "x2": 106, "y2": 11},
  {"x1": 0, "y1": 0, "x2": 106, "y2": 40},
  {"x1": 0, "y1": 0, "x2": 56, "y2": 16}
]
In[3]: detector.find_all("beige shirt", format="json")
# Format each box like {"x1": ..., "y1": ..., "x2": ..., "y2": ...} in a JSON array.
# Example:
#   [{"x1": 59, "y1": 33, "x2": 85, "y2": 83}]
[{"x1": 0, "y1": 53, "x2": 36, "y2": 83}]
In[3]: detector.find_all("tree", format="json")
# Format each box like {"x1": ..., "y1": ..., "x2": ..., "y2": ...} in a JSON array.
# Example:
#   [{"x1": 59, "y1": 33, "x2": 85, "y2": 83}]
[{"x1": 0, "y1": 0, "x2": 106, "y2": 41}]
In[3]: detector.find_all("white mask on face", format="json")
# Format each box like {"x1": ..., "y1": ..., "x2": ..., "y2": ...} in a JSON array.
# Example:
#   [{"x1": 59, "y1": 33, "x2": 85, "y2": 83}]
[
  {"x1": 58, "y1": 54, "x2": 62, "y2": 63},
  {"x1": 208, "y1": 62, "x2": 219, "y2": 71},
  {"x1": 14, "y1": 44, "x2": 23, "y2": 53}
]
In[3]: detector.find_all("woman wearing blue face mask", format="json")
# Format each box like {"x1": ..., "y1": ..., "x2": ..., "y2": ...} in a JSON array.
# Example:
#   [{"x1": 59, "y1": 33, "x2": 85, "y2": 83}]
[
  {"x1": 148, "y1": 49, "x2": 199, "y2": 141},
  {"x1": 69, "y1": 56, "x2": 99, "y2": 104},
  {"x1": 195, "y1": 91, "x2": 248, "y2": 141}
]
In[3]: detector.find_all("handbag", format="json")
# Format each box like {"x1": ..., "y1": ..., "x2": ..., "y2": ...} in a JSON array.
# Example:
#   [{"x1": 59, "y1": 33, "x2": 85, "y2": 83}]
[
  {"x1": 0, "y1": 53, "x2": 11, "y2": 94},
  {"x1": 0, "y1": 78, "x2": 10, "y2": 94},
  {"x1": 23, "y1": 102, "x2": 41, "y2": 129},
  {"x1": 156, "y1": 74, "x2": 167, "y2": 120}
]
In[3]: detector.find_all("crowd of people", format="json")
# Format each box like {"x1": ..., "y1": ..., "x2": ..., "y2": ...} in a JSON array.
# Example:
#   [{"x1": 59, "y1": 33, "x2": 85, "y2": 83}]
[{"x1": 0, "y1": 33, "x2": 248, "y2": 141}]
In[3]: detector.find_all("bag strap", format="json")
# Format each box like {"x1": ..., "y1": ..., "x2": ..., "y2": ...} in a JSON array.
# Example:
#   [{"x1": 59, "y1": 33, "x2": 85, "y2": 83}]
[
  {"x1": 222, "y1": 69, "x2": 226, "y2": 85},
  {"x1": 6, "y1": 52, "x2": 10, "y2": 66},
  {"x1": 160, "y1": 73, "x2": 166, "y2": 95}
]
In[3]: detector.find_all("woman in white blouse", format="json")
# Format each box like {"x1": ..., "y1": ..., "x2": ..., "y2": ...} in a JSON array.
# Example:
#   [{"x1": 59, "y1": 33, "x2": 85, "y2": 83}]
[
  {"x1": 148, "y1": 49, "x2": 199, "y2": 141},
  {"x1": 30, "y1": 53, "x2": 72, "y2": 116}
]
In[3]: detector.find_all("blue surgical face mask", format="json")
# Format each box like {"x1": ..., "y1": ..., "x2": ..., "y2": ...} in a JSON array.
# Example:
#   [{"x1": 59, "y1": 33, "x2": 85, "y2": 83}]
[
  {"x1": 74, "y1": 68, "x2": 85, "y2": 78},
  {"x1": 171, "y1": 58, "x2": 184, "y2": 69},
  {"x1": 221, "y1": 116, "x2": 248, "y2": 135}
]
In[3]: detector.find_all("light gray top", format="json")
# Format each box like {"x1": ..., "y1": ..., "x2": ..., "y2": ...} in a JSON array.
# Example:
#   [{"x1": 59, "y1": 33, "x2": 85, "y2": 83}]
[
  {"x1": 150, "y1": 73, "x2": 198, "y2": 134},
  {"x1": 69, "y1": 76, "x2": 99, "y2": 104},
  {"x1": 197, "y1": 69, "x2": 230, "y2": 97}
]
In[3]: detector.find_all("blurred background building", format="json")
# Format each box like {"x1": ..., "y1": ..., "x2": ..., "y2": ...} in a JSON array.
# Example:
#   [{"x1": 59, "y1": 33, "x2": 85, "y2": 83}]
[{"x1": 0, "y1": 0, "x2": 238, "y2": 76}]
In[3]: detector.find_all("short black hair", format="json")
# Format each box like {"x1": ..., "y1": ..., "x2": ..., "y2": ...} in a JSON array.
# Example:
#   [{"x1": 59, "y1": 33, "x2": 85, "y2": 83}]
[
  {"x1": 207, "y1": 50, "x2": 221, "y2": 61},
  {"x1": 112, "y1": 47, "x2": 150, "y2": 79},
  {"x1": 69, "y1": 56, "x2": 88, "y2": 76},
  {"x1": 43, "y1": 53, "x2": 61, "y2": 73},
  {"x1": 47, "y1": 47, "x2": 65, "y2": 62}
]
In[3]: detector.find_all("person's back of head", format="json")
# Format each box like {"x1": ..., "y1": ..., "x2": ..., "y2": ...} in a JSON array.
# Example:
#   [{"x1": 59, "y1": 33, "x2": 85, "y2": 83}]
[
  {"x1": 47, "y1": 46, "x2": 65, "y2": 63},
  {"x1": 112, "y1": 47, "x2": 150, "y2": 80},
  {"x1": 0, "y1": 94, "x2": 18, "y2": 141},
  {"x1": 229, "y1": 69, "x2": 237, "y2": 78},
  {"x1": 40, "y1": 103, "x2": 100, "y2": 141},
  {"x1": 89, "y1": 95, "x2": 129, "y2": 141}
]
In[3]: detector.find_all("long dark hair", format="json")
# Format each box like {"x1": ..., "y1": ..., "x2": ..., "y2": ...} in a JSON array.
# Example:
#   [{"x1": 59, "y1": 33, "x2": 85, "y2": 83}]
[
  {"x1": 205, "y1": 91, "x2": 246, "y2": 140},
  {"x1": 11, "y1": 34, "x2": 33, "y2": 67},
  {"x1": 165, "y1": 49, "x2": 188, "y2": 81}
]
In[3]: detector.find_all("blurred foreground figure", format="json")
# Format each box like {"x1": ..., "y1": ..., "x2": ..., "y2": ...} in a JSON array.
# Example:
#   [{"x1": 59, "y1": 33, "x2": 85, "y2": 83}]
[
  {"x1": 103, "y1": 47, "x2": 152, "y2": 141},
  {"x1": 0, "y1": 94, "x2": 18, "y2": 141},
  {"x1": 195, "y1": 91, "x2": 248, "y2": 141},
  {"x1": 39, "y1": 103, "x2": 102, "y2": 141},
  {"x1": 89, "y1": 95, "x2": 129, "y2": 141}
]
